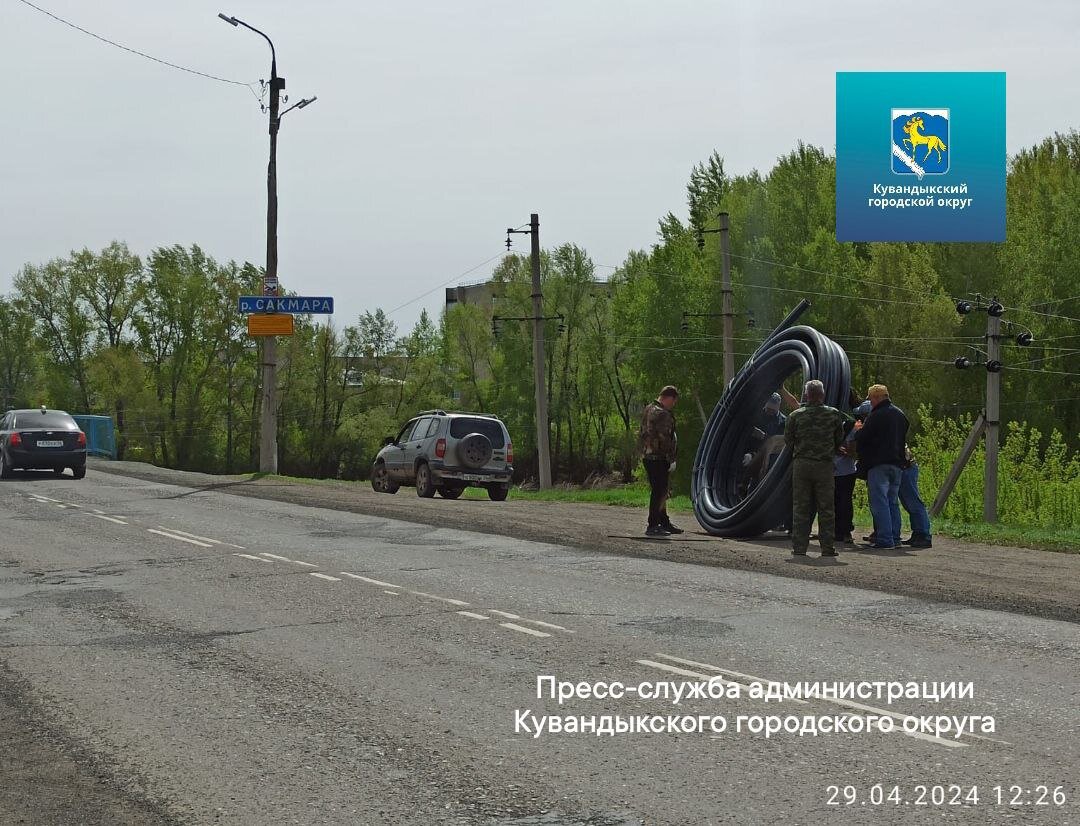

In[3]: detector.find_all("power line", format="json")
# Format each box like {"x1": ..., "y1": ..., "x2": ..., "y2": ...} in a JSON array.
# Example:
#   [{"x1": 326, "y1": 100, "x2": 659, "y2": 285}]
[
  {"x1": 1029, "y1": 294, "x2": 1080, "y2": 309},
  {"x1": 737, "y1": 281, "x2": 938, "y2": 309},
  {"x1": 726, "y1": 251, "x2": 945, "y2": 302},
  {"x1": 1009, "y1": 305, "x2": 1080, "y2": 326},
  {"x1": 15, "y1": 0, "x2": 255, "y2": 88},
  {"x1": 386, "y1": 251, "x2": 508, "y2": 318}
]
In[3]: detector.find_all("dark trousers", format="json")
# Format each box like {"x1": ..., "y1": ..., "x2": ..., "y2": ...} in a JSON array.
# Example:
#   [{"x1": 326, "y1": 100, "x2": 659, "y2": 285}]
[
  {"x1": 834, "y1": 473, "x2": 856, "y2": 537},
  {"x1": 643, "y1": 457, "x2": 670, "y2": 528}
]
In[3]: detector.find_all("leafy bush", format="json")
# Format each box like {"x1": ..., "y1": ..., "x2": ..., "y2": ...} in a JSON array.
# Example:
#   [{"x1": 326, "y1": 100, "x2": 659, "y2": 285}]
[{"x1": 912, "y1": 406, "x2": 1080, "y2": 529}]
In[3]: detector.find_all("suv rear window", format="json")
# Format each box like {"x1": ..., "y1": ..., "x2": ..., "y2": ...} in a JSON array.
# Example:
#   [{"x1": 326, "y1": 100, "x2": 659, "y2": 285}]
[
  {"x1": 449, "y1": 417, "x2": 505, "y2": 448},
  {"x1": 14, "y1": 412, "x2": 78, "y2": 430}
]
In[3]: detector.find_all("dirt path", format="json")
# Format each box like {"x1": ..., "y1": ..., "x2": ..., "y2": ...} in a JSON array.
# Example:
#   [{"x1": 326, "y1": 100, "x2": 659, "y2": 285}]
[{"x1": 87, "y1": 461, "x2": 1080, "y2": 625}]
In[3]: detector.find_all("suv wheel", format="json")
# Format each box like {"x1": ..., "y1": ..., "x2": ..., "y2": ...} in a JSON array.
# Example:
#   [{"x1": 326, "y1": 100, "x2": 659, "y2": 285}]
[
  {"x1": 488, "y1": 483, "x2": 509, "y2": 502},
  {"x1": 0, "y1": 451, "x2": 11, "y2": 480},
  {"x1": 438, "y1": 486, "x2": 463, "y2": 500},
  {"x1": 458, "y1": 433, "x2": 493, "y2": 469},
  {"x1": 415, "y1": 462, "x2": 436, "y2": 498},
  {"x1": 371, "y1": 461, "x2": 399, "y2": 494},
  {"x1": 53, "y1": 467, "x2": 66, "y2": 477},
  {"x1": 72, "y1": 465, "x2": 86, "y2": 480}
]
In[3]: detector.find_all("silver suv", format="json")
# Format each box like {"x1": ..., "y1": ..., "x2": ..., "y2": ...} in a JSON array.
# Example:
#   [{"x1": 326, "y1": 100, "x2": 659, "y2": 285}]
[{"x1": 371, "y1": 410, "x2": 513, "y2": 500}]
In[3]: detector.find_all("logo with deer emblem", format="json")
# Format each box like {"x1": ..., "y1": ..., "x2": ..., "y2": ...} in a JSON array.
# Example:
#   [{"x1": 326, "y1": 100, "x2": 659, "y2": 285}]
[{"x1": 891, "y1": 108, "x2": 949, "y2": 178}]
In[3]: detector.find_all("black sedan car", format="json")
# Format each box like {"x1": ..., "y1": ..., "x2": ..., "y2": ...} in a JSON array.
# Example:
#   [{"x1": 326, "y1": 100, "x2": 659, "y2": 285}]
[{"x1": 0, "y1": 408, "x2": 87, "y2": 479}]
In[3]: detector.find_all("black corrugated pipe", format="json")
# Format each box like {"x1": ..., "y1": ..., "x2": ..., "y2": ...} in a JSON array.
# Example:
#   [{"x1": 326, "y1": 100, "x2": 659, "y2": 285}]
[{"x1": 691, "y1": 300, "x2": 851, "y2": 536}]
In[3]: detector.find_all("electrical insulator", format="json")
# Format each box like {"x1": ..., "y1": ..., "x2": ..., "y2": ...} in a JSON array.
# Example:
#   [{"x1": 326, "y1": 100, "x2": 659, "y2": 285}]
[
  {"x1": 696, "y1": 234, "x2": 705, "y2": 250},
  {"x1": 1016, "y1": 331, "x2": 1033, "y2": 346},
  {"x1": 986, "y1": 359, "x2": 1003, "y2": 373},
  {"x1": 955, "y1": 300, "x2": 973, "y2": 315},
  {"x1": 987, "y1": 300, "x2": 1005, "y2": 317},
  {"x1": 680, "y1": 322, "x2": 689, "y2": 332},
  {"x1": 954, "y1": 356, "x2": 972, "y2": 369}
]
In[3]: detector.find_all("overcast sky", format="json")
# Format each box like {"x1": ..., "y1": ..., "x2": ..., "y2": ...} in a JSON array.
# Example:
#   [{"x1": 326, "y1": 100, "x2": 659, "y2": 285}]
[{"x1": 3, "y1": 0, "x2": 1078, "y2": 332}]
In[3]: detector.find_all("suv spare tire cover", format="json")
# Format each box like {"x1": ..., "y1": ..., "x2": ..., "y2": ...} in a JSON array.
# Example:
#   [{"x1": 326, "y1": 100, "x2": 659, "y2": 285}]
[{"x1": 458, "y1": 433, "x2": 493, "y2": 468}]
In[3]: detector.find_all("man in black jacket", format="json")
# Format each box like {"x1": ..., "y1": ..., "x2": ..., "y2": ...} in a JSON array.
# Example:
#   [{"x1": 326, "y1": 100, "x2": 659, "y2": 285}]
[{"x1": 853, "y1": 384, "x2": 909, "y2": 549}]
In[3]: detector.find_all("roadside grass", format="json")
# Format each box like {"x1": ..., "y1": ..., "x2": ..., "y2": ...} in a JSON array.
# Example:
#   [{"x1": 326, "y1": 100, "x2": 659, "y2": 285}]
[{"x1": 258, "y1": 473, "x2": 1078, "y2": 553}]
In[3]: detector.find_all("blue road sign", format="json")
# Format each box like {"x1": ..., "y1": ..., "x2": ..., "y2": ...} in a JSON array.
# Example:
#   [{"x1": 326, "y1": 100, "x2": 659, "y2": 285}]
[{"x1": 238, "y1": 296, "x2": 334, "y2": 314}]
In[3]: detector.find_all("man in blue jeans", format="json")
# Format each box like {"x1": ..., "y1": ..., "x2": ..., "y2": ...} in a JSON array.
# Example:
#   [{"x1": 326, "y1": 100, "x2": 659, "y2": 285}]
[
  {"x1": 863, "y1": 446, "x2": 934, "y2": 548},
  {"x1": 899, "y1": 447, "x2": 933, "y2": 547},
  {"x1": 854, "y1": 384, "x2": 909, "y2": 549}
]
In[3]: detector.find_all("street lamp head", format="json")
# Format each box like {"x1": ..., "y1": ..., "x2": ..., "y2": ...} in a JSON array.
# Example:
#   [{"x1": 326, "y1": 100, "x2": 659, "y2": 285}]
[
  {"x1": 218, "y1": 12, "x2": 239, "y2": 25},
  {"x1": 297, "y1": 96, "x2": 317, "y2": 109}
]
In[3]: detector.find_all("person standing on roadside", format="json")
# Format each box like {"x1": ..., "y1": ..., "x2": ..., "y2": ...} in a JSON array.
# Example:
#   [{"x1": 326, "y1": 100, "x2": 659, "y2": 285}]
[
  {"x1": 833, "y1": 400, "x2": 868, "y2": 544},
  {"x1": 899, "y1": 445, "x2": 933, "y2": 547},
  {"x1": 854, "y1": 384, "x2": 909, "y2": 550},
  {"x1": 639, "y1": 385, "x2": 682, "y2": 537},
  {"x1": 784, "y1": 380, "x2": 845, "y2": 557}
]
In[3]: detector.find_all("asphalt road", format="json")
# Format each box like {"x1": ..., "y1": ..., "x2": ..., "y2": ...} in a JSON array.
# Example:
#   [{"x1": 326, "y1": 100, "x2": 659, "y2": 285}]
[{"x1": 0, "y1": 466, "x2": 1076, "y2": 825}]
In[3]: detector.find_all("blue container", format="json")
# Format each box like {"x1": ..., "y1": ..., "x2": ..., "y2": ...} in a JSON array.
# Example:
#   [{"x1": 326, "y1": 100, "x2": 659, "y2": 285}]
[{"x1": 71, "y1": 414, "x2": 117, "y2": 459}]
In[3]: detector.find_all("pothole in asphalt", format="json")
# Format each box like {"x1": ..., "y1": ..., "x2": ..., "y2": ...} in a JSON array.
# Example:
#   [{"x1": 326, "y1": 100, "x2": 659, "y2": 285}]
[{"x1": 616, "y1": 617, "x2": 733, "y2": 638}]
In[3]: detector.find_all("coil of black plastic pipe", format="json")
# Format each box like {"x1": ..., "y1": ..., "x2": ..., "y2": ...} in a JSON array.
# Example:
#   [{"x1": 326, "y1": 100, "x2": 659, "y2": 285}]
[{"x1": 691, "y1": 300, "x2": 851, "y2": 537}]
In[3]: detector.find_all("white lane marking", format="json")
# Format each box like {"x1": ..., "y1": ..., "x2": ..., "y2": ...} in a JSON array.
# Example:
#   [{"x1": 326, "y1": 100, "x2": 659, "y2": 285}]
[
  {"x1": 340, "y1": 572, "x2": 402, "y2": 588},
  {"x1": 488, "y1": 610, "x2": 571, "y2": 632},
  {"x1": 649, "y1": 654, "x2": 973, "y2": 749},
  {"x1": 457, "y1": 611, "x2": 490, "y2": 621},
  {"x1": 648, "y1": 654, "x2": 802, "y2": 701},
  {"x1": 63, "y1": 502, "x2": 81, "y2": 508},
  {"x1": 91, "y1": 509, "x2": 106, "y2": 515},
  {"x1": 499, "y1": 622, "x2": 551, "y2": 638},
  {"x1": 408, "y1": 591, "x2": 470, "y2": 607},
  {"x1": 521, "y1": 618, "x2": 573, "y2": 632},
  {"x1": 258, "y1": 553, "x2": 293, "y2": 562},
  {"x1": 635, "y1": 659, "x2": 768, "y2": 699},
  {"x1": 383, "y1": 590, "x2": 400, "y2": 595},
  {"x1": 55, "y1": 503, "x2": 68, "y2": 509},
  {"x1": 291, "y1": 560, "x2": 318, "y2": 568},
  {"x1": 234, "y1": 553, "x2": 273, "y2": 563},
  {"x1": 158, "y1": 527, "x2": 245, "y2": 550},
  {"x1": 31, "y1": 495, "x2": 60, "y2": 502},
  {"x1": 310, "y1": 573, "x2": 341, "y2": 582},
  {"x1": 88, "y1": 514, "x2": 129, "y2": 526},
  {"x1": 147, "y1": 528, "x2": 213, "y2": 548}
]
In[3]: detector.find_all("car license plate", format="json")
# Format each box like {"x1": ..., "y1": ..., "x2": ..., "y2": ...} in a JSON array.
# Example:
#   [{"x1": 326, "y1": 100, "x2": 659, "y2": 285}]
[
  {"x1": 37, "y1": 440, "x2": 63, "y2": 448},
  {"x1": 462, "y1": 474, "x2": 483, "y2": 481}
]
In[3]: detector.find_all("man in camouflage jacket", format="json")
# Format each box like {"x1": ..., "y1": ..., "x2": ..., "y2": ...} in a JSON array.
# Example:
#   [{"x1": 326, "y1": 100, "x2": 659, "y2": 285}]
[
  {"x1": 783, "y1": 379, "x2": 845, "y2": 556},
  {"x1": 638, "y1": 385, "x2": 680, "y2": 537}
]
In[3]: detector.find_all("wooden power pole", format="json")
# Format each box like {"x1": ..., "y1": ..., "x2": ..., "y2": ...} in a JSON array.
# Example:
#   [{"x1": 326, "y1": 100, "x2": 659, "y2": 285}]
[
  {"x1": 718, "y1": 212, "x2": 735, "y2": 387},
  {"x1": 505, "y1": 214, "x2": 552, "y2": 489},
  {"x1": 529, "y1": 214, "x2": 552, "y2": 490},
  {"x1": 983, "y1": 311, "x2": 1002, "y2": 523}
]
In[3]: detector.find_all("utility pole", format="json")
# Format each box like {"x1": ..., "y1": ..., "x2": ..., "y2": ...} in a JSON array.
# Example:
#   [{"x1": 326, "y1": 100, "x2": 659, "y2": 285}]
[
  {"x1": 718, "y1": 212, "x2": 735, "y2": 387},
  {"x1": 931, "y1": 296, "x2": 1023, "y2": 522},
  {"x1": 984, "y1": 311, "x2": 1002, "y2": 523},
  {"x1": 505, "y1": 214, "x2": 552, "y2": 489},
  {"x1": 220, "y1": 13, "x2": 316, "y2": 474},
  {"x1": 529, "y1": 214, "x2": 552, "y2": 490},
  {"x1": 259, "y1": 49, "x2": 283, "y2": 475},
  {"x1": 696, "y1": 212, "x2": 736, "y2": 386}
]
